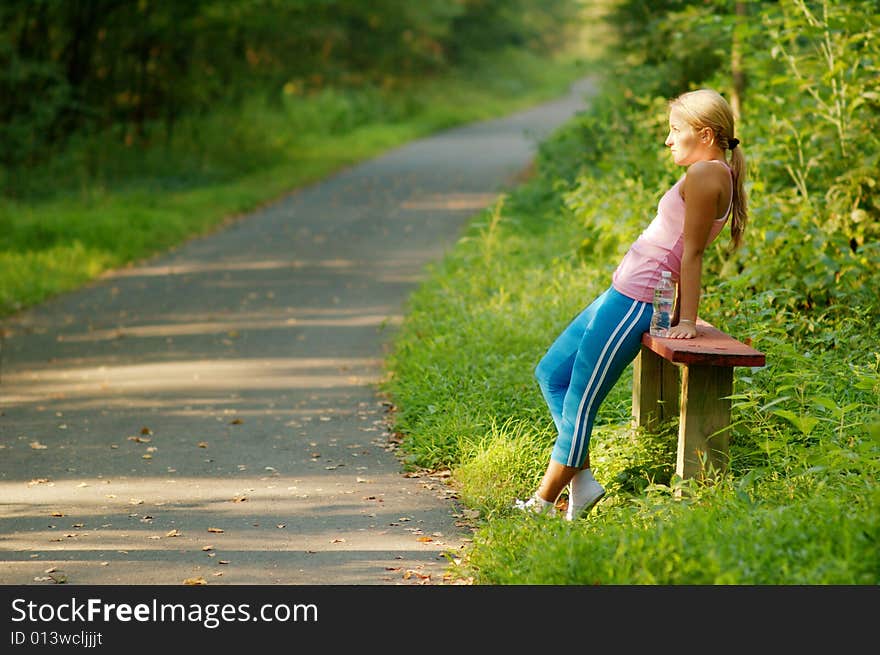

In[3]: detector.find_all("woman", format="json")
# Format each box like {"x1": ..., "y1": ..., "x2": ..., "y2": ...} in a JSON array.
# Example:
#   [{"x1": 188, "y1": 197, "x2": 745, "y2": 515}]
[{"x1": 517, "y1": 88, "x2": 748, "y2": 520}]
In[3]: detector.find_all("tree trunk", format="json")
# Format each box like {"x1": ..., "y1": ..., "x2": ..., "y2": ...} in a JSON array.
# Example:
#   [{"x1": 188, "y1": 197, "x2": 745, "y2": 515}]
[{"x1": 731, "y1": 1, "x2": 747, "y2": 121}]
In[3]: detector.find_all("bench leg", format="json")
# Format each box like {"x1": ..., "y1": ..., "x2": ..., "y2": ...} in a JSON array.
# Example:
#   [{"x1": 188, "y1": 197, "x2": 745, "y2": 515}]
[
  {"x1": 677, "y1": 364, "x2": 733, "y2": 481},
  {"x1": 632, "y1": 346, "x2": 679, "y2": 430}
]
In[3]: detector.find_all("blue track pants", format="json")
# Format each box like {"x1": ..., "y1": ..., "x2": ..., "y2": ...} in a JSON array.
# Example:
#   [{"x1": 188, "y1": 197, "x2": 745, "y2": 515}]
[{"x1": 535, "y1": 286, "x2": 653, "y2": 468}]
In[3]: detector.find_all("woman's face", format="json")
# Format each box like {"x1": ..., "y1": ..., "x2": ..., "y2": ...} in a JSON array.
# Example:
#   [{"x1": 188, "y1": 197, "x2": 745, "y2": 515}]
[{"x1": 665, "y1": 106, "x2": 706, "y2": 166}]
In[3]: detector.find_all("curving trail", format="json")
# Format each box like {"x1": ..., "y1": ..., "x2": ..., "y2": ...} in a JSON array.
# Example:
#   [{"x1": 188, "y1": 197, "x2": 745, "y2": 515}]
[{"x1": 0, "y1": 79, "x2": 595, "y2": 585}]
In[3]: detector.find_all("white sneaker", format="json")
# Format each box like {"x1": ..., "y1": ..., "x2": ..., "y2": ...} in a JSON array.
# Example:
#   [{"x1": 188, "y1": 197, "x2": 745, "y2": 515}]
[
  {"x1": 514, "y1": 494, "x2": 557, "y2": 517},
  {"x1": 565, "y1": 481, "x2": 605, "y2": 521}
]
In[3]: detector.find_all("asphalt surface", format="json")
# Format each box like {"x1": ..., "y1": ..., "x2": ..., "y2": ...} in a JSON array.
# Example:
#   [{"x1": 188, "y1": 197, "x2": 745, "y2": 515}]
[{"x1": 0, "y1": 78, "x2": 595, "y2": 585}]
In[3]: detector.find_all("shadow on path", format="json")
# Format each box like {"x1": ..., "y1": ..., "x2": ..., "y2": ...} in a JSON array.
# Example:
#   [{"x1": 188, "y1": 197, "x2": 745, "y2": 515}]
[{"x1": 0, "y1": 78, "x2": 596, "y2": 585}]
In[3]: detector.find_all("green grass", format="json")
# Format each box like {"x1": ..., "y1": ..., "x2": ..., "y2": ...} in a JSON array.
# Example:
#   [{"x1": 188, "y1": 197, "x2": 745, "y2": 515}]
[
  {"x1": 382, "y1": 75, "x2": 880, "y2": 585},
  {"x1": 0, "y1": 48, "x2": 589, "y2": 316}
]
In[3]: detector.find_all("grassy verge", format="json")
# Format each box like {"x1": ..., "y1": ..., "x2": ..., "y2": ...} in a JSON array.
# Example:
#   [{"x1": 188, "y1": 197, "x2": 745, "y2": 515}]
[
  {"x1": 382, "y1": 75, "x2": 880, "y2": 584},
  {"x1": 0, "y1": 48, "x2": 588, "y2": 317}
]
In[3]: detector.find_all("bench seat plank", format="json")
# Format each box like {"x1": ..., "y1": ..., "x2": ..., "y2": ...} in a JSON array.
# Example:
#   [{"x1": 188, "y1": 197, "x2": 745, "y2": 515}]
[{"x1": 641, "y1": 319, "x2": 765, "y2": 367}]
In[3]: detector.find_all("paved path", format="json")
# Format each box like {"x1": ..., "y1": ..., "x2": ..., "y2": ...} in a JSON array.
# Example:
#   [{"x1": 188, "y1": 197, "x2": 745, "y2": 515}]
[{"x1": 0, "y1": 79, "x2": 595, "y2": 585}]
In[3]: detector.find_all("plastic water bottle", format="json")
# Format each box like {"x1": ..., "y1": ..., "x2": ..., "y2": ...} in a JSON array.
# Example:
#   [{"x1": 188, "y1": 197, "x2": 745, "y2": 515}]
[{"x1": 649, "y1": 271, "x2": 675, "y2": 337}]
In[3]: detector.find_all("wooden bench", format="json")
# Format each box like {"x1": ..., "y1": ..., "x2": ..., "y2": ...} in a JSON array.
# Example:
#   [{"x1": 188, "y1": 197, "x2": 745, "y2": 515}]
[{"x1": 632, "y1": 319, "x2": 766, "y2": 483}]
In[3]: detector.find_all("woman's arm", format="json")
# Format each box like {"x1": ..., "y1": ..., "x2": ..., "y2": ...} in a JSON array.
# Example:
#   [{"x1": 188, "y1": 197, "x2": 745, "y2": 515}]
[{"x1": 667, "y1": 161, "x2": 726, "y2": 339}]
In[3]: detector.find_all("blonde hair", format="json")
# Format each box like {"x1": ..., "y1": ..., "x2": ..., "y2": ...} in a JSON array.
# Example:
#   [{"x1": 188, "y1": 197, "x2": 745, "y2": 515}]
[{"x1": 670, "y1": 89, "x2": 748, "y2": 251}]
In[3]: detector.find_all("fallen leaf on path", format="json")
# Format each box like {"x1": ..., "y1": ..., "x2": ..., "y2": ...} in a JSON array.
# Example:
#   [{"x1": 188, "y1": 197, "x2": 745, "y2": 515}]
[
  {"x1": 29, "y1": 441, "x2": 47, "y2": 450},
  {"x1": 230, "y1": 419, "x2": 243, "y2": 425},
  {"x1": 276, "y1": 524, "x2": 286, "y2": 529},
  {"x1": 50, "y1": 511, "x2": 64, "y2": 517},
  {"x1": 207, "y1": 527, "x2": 224, "y2": 533},
  {"x1": 197, "y1": 441, "x2": 209, "y2": 448},
  {"x1": 29, "y1": 478, "x2": 50, "y2": 486},
  {"x1": 183, "y1": 577, "x2": 207, "y2": 585},
  {"x1": 140, "y1": 427, "x2": 152, "y2": 435},
  {"x1": 165, "y1": 529, "x2": 180, "y2": 537},
  {"x1": 128, "y1": 436, "x2": 151, "y2": 443},
  {"x1": 330, "y1": 538, "x2": 345, "y2": 543},
  {"x1": 218, "y1": 560, "x2": 230, "y2": 565},
  {"x1": 202, "y1": 545, "x2": 214, "y2": 551},
  {"x1": 142, "y1": 454, "x2": 152, "y2": 460},
  {"x1": 417, "y1": 537, "x2": 434, "y2": 543}
]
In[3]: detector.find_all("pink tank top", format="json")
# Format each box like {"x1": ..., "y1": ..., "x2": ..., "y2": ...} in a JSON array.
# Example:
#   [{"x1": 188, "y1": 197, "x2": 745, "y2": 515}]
[{"x1": 612, "y1": 166, "x2": 733, "y2": 303}]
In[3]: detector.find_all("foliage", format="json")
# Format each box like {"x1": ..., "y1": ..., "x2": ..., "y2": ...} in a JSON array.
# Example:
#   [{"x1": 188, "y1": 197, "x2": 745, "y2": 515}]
[
  {"x1": 604, "y1": 0, "x2": 731, "y2": 97},
  {"x1": 0, "y1": 0, "x2": 582, "y2": 173},
  {"x1": 738, "y1": 0, "x2": 880, "y2": 312}
]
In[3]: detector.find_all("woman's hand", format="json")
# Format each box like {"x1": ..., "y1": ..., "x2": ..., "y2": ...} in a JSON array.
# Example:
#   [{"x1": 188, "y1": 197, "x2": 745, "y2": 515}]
[{"x1": 667, "y1": 320, "x2": 698, "y2": 339}]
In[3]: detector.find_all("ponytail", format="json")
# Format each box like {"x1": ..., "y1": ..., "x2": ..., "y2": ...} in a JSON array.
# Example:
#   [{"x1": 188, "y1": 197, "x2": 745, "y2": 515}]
[{"x1": 727, "y1": 141, "x2": 748, "y2": 251}]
